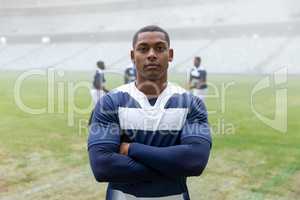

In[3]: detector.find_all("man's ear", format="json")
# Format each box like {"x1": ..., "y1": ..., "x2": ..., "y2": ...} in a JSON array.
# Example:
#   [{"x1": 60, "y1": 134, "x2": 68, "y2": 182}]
[
  {"x1": 130, "y1": 50, "x2": 135, "y2": 64},
  {"x1": 168, "y1": 48, "x2": 174, "y2": 62}
]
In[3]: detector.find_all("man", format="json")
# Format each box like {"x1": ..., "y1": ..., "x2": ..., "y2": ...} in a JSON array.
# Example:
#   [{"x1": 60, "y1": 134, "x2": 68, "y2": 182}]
[
  {"x1": 124, "y1": 63, "x2": 136, "y2": 84},
  {"x1": 89, "y1": 60, "x2": 109, "y2": 125},
  {"x1": 189, "y1": 57, "x2": 207, "y2": 100},
  {"x1": 90, "y1": 60, "x2": 109, "y2": 106},
  {"x1": 88, "y1": 25, "x2": 211, "y2": 200}
]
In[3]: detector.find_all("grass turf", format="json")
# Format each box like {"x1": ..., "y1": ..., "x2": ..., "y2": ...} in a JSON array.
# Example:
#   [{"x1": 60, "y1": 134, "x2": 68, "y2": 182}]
[{"x1": 0, "y1": 71, "x2": 299, "y2": 200}]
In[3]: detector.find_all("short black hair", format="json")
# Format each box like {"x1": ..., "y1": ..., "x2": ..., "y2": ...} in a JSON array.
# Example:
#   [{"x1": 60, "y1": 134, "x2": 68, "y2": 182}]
[
  {"x1": 96, "y1": 60, "x2": 105, "y2": 69},
  {"x1": 132, "y1": 25, "x2": 170, "y2": 47},
  {"x1": 195, "y1": 56, "x2": 201, "y2": 61}
]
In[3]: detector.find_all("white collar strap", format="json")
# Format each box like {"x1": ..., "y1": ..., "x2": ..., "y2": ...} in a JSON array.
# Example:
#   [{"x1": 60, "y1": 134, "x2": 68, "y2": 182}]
[{"x1": 116, "y1": 82, "x2": 186, "y2": 110}]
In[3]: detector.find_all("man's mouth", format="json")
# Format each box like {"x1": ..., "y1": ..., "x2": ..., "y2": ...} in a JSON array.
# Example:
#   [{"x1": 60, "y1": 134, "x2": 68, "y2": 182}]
[{"x1": 144, "y1": 64, "x2": 160, "y2": 70}]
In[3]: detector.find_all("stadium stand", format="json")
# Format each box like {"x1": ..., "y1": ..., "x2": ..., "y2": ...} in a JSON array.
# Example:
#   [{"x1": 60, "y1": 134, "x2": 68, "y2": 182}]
[{"x1": 0, "y1": 0, "x2": 299, "y2": 73}]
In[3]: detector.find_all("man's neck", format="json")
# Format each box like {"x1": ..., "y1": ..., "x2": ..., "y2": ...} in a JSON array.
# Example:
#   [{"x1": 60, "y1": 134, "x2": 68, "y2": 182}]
[
  {"x1": 135, "y1": 79, "x2": 167, "y2": 97},
  {"x1": 194, "y1": 65, "x2": 203, "y2": 70}
]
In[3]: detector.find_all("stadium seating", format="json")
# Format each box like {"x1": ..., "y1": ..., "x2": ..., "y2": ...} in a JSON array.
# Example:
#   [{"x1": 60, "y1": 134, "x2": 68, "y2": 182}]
[{"x1": 0, "y1": 0, "x2": 299, "y2": 73}]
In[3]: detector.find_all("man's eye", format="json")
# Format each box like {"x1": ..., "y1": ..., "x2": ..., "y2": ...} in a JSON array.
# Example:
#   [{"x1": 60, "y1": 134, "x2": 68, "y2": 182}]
[
  {"x1": 156, "y1": 46, "x2": 166, "y2": 52},
  {"x1": 137, "y1": 47, "x2": 148, "y2": 52}
]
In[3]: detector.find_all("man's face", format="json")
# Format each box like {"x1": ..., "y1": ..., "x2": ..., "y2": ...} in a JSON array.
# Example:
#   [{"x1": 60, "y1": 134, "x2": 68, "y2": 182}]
[
  {"x1": 131, "y1": 32, "x2": 173, "y2": 82},
  {"x1": 194, "y1": 58, "x2": 201, "y2": 68},
  {"x1": 97, "y1": 63, "x2": 105, "y2": 70}
]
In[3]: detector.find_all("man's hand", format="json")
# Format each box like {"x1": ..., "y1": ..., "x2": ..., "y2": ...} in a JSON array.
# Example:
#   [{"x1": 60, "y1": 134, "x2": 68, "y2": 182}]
[{"x1": 119, "y1": 143, "x2": 130, "y2": 155}]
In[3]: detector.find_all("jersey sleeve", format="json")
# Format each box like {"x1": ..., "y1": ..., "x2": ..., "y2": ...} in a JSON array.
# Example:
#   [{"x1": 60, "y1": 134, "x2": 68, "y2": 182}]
[
  {"x1": 87, "y1": 94, "x2": 167, "y2": 182},
  {"x1": 88, "y1": 94, "x2": 121, "y2": 148},
  {"x1": 180, "y1": 95, "x2": 212, "y2": 146},
  {"x1": 127, "y1": 94, "x2": 211, "y2": 178}
]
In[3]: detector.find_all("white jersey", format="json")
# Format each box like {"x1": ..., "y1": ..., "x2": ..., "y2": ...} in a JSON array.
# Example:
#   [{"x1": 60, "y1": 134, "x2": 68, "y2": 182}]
[{"x1": 90, "y1": 88, "x2": 105, "y2": 106}]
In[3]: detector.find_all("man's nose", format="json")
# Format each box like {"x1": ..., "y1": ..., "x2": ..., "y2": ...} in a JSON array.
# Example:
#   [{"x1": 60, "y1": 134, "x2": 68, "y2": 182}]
[{"x1": 147, "y1": 48, "x2": 157, "y2": 60}]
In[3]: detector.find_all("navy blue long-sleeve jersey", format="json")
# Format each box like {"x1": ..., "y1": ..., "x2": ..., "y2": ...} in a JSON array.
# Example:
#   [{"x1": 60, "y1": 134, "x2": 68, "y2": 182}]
[{"x1": 88, "y1": 82, "x2": 212, "y2": 200}]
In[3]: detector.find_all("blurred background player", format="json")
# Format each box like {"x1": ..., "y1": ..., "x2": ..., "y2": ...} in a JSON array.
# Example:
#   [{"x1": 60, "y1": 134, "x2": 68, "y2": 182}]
[
  {"x1": 89, "y1": 60, "x2": 109, "y2": 125},
  {"x1": 90, "y1": 60, "x2": 109, "y2": 106},
  {"x1": 124, "y1": 63, "x2": 136, "y2": 84},
  {"x1": 189, "y1": 56, "x2": 207, "y2": 100}
]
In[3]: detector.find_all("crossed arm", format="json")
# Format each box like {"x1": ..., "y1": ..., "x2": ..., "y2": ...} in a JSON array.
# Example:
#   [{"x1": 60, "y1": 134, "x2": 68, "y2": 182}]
[
  {"x1": 89, "y1": 143, "x2": 163, "y2": 183},
  {"x1": 88, "y1": 94, "x2": 211, "y2": 183},
  {"x1": 89, "y1": 121, "x2": 211, "y2": 182},
  {"x1": 89, "y1": 138, "x2": 210, "y2": 183}
]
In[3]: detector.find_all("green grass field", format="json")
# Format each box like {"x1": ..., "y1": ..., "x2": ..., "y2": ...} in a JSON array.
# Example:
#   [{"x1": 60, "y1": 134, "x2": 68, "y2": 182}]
[{"x1": 0, "y1": 71, "x2": 299, "y2": 200}]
